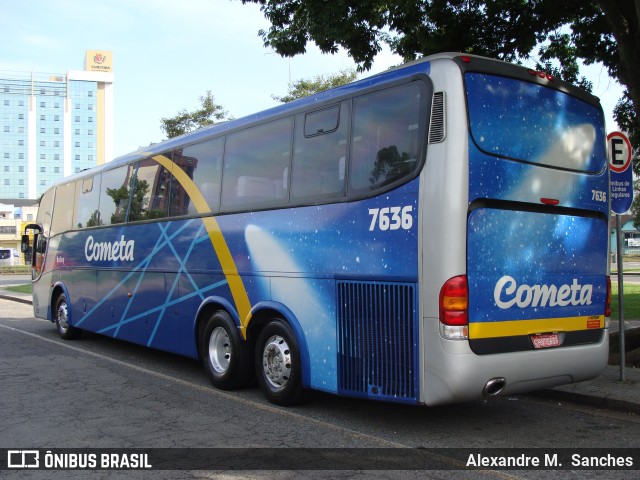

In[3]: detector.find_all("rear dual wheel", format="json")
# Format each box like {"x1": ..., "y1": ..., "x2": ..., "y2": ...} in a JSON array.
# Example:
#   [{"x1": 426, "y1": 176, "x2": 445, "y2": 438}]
[
  {"x1": 255, "y1": 319, "x2": 306, "y2": 406},
  {"x1": 201, "y1": 312, "x2": 307, "y2": 405}
]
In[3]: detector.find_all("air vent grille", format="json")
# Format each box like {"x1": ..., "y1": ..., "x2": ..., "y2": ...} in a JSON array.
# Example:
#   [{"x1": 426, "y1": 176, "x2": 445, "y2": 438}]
[
  {"x1": 428, "y1": 92, "x2": 446, "y2": 143},
  {"x1": 337, "y1": 280, "x2": 418, "y2": 402}
]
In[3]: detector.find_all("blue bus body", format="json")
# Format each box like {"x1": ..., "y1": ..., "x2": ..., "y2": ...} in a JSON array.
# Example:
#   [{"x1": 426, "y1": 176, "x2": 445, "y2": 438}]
[
  {"x1": 44, "y1": 180, "x2": 420, "y2": 400},
  {"x1": 26, "y1": 53, "x2": 610, "y2": 406}
]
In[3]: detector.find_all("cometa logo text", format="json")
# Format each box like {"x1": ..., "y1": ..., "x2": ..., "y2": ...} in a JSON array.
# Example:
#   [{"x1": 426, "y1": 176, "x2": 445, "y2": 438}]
[
  {"x1": 85, "y1": 235, "x2": 135, "y2": 262},
  {"x1": 494, "y1": 275, "x2": 593, "y2": 309}
]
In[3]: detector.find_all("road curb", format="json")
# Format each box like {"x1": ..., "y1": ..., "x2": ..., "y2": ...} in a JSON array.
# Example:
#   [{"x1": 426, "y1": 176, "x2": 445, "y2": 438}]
[{"x1": 0, "y1": 294, "x2": 32, "y2": 305}]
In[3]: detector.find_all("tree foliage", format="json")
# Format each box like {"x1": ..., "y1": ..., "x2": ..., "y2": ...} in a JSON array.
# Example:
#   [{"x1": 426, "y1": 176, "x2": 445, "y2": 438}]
[
  {"x1": 273, "y1": 69, "x2": 358, "y2": 102},
  {"x1": 160, "y1": 91, "x2": 231, "y2": 139},
  {"x1": 243, "y1": 0, "x2": 640, "y2": 213},
  {"x1": 242, "y1": 1, "x2": 637, "y2": 104}
]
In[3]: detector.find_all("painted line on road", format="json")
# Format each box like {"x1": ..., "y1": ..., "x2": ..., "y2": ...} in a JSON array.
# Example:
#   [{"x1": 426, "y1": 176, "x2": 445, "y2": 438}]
[{"x1": 0, "y1": 321, "x2": 520, "y2": 478}]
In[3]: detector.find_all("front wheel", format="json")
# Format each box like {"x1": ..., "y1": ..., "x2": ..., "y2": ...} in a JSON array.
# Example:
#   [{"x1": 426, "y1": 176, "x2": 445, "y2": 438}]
[
  {"x1": 54, "y1": 293, "x2": 80, "y2": 340},
  {"x1": 201, "y1": 310, "x2": 253, "y2": 390},
  {"x1": 255, "y1": 319, "x2": 306, "y2": 406}
]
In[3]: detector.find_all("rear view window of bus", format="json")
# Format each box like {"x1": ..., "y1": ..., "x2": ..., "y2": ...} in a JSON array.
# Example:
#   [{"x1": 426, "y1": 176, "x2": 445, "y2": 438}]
[
  {"x1": 350, "y1": 82, "x2": 425, "y2": 193},
  {"x1": 465, "y1": 73, "x2": 606, "y2": 173}
]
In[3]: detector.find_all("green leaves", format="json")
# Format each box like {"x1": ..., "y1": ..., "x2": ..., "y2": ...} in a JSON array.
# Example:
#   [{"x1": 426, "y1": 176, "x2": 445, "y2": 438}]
[
  {"x1": 272, "y1": 69, "x2": 358, "y2": 102},
  {"x1": 160, "y1": 91, "x2": 231, "y2": 139}
]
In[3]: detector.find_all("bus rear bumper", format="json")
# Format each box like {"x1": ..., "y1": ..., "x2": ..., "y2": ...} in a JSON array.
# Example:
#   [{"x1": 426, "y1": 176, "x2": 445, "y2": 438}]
[{"x1": 421, "y1": 329, "x2": 609, "y2": 406}]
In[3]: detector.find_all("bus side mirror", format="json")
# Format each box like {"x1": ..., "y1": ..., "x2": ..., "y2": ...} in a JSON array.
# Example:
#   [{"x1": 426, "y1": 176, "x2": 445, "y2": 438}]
[
  {"x1": 21, "y1": 234, "x2": 30, "y2": 253},
  {"x1": 22, "y1": 224, "x2": 41, "y2": 254}
]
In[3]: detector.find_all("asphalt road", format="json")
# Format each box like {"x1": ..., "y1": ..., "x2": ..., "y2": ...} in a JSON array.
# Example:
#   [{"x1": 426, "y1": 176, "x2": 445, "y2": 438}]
[{"x1": 1, "y1": 299, "x2": 639, "y2": 479}]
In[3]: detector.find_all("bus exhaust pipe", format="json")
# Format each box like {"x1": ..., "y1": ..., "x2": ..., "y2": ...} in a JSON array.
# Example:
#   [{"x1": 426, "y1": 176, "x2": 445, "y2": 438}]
[{"x1": 483, "y1": 377, "x2": 506, "y2": 397}]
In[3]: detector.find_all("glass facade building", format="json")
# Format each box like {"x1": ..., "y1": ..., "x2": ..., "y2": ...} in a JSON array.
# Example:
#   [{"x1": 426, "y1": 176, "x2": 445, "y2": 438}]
[{"x1": 0, "y1": 53, "x2": 113, "y2": 199}]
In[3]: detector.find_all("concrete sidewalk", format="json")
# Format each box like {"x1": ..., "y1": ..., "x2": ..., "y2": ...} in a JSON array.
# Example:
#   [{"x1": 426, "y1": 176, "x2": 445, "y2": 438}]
[
  {"x1": 536, "y1": 363, "x2": 640, "y2": 414},
  {"x1": 0, "y1": 282, "x2": 638, "y2": 413}
]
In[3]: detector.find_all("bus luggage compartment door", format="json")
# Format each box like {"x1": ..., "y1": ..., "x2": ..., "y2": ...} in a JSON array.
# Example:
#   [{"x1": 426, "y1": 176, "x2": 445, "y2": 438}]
[{"x1": 466, "y1": 206, "x2": 608, "y2": 355}]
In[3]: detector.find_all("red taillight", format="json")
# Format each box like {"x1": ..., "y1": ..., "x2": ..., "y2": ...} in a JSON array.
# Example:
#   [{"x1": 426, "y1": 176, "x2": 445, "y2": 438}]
[
  {"x1": 527, "y1": 69, "x2": 554, "y2": 81},
  {"x1": 605, "y1": 275, "x2": 611, "y2": 317},
  {"x1": 439, "y1": 275, "x2": 469, "y2": 326},
  {"x1": 460, "y1": 55, "x2": 472, "y2": 64},
  {"x1": 540, "y1": 197, "x2": 560, "y2": 205}
]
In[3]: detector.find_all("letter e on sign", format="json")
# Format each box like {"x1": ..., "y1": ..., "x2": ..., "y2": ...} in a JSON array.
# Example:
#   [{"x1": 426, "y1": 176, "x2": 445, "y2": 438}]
[{"x1": 608, "y1": 131, "x2": 632, "y2": 173}]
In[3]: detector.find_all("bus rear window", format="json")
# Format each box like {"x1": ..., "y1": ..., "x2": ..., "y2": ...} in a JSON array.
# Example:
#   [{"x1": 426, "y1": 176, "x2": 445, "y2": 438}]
[{"x1": 465, "y1": 73, "x2": 606, "y2": 173}]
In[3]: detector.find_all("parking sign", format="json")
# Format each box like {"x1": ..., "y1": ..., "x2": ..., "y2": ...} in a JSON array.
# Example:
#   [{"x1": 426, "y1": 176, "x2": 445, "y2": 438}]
[{"x1": 608, "y1": 131, "x2": 633, "y2": 214}]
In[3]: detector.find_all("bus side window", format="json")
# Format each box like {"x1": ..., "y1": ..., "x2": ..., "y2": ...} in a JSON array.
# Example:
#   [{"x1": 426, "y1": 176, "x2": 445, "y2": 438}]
[
  {"x1": 222, "y1": 118, "x2": 292, "y2": 210},
  {"x1": 292, "y1": 102, "x2": 349, "y2": 200},
  {"x1": 50, "y1": 181, "x2": 77, "y2": 236},
  {"x1": 74, "y1": 175, "x2": 102, "y2": 228},
  {"x1": 172, "y1": 138, "x2": 224, "y2": 216},
  {"x1": 350, "y1": 82, "x2": 425, "y2": 193},
  {"x1": 98, "y1": 165, "x2": 134, "y2": 225},
  {"x1": 130, "y1": 155, "x2": 172, "y2": 222},
  {"x1": 37, "y1": 187, "x2": 55, "y2": 239}
]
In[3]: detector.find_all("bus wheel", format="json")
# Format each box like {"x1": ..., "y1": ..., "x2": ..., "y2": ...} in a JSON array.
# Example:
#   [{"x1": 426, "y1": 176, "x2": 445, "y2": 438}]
[
  {"x1": 255, "y1": 319, "x2": 306, "y2": 406},
  {"x1": 201, "y1": 311, "x2": 252, "y2": 390},
  {"x1": 54, "y1": 293, "x2": 80, "y2": 340}
]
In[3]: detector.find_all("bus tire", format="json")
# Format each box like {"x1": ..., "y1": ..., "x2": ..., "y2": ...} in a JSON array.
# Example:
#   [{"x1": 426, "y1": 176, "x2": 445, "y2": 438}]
[
  {"x1": 54, "y1": 293, "x2": 81, "y2": 340},
  {"x1": 201, "y1": 310, "x2": 252, "y2": 390},
  {"x1": 255, "y1": 319, "x2": 307, "y2": 406}
]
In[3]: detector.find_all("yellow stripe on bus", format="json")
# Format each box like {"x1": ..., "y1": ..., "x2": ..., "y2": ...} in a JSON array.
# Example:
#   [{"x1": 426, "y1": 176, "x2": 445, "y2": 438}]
[
  {"x1": 152, "y1": 154, "x2": 253, "y2": 336},
  {"x1": 469, "y1": 315, "x2": 605, "y2": 339}
]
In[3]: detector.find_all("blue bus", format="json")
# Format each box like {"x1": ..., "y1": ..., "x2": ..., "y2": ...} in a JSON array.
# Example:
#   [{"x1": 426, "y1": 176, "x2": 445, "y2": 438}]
[{"x1": 23, "y1": 53, "x2": 610, "y2": 406}]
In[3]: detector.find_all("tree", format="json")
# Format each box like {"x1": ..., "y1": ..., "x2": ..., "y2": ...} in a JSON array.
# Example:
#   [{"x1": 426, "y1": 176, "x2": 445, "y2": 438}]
[
  {"x1": 241, "y1": 1, "x2": 637, "y2": 109},
  {"x1": 242, "y1": 0, "x2": 640, "y2": 216},
  {"x1": 160, "y1": 91, "x2": 231, "y2": 139},
  {"x1": 272, "y1": 69, "x2": 358, "y2": 102}
]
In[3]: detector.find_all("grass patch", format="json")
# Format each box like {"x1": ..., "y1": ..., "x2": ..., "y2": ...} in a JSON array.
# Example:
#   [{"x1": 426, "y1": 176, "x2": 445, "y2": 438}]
[
  {"x1": 0, "y1": 265, "x2": 31, "y2": 274},
  {"x1": 611, "y1": 282, "x2": 640, "y2": 320},
  {"x1": 5, "y1": 284, "x2": 32, "y2": 294}
]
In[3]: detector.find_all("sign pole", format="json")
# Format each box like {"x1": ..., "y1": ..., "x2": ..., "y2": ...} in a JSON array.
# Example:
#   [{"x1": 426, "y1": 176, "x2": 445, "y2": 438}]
[
  {"x1": 615, "y1": 214, "x2": 625, "y2": 381},
  {"x1": 607, "y1": 130, "x2": 634, "y2": 382}
]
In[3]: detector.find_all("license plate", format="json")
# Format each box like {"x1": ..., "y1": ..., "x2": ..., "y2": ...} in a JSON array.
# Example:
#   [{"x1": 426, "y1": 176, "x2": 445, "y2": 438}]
[{"x1": 531, "y1": 333, "x2": 561, "y2": 349}]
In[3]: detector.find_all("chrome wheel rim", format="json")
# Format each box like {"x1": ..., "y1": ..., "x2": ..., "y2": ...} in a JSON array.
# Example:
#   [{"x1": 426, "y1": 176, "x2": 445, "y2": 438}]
[
  {"x1": 56, "y1": 302, "x2": 69, "y2": 333},
  {"x1": 261, "y1": 335, "x2": 291, "y2": 390},
  {"x1": 208, "y1": 326, "x2": 231, "y2": 374}
]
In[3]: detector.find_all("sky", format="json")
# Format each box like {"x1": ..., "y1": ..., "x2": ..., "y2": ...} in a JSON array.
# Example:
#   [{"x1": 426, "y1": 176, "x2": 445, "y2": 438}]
[{"x1": 0, "y1": 0, "x2": 625, "y2": 160}]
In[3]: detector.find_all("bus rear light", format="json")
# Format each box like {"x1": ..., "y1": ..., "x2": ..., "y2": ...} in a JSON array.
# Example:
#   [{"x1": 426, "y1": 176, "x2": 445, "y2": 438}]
[
  {"x1": 440, "y1": 275, "x2": 469, "y2": 339},
  {"x1": 528, "y1": 69, "x2": 554, "y2": 81},
  {"x1": 605, "y1": 275, "x2": 611, "y2": 317},
  {"x1": 441, "y1": 324, "x2": 469, "y2": 340},
  {"x1": 460, "y1": 55, "x2": 472, "y2": 64},
  {"x1": 540, "y1": 197, "x2": 560, "y2": 205}
]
